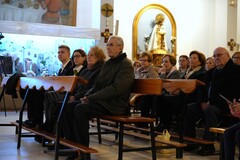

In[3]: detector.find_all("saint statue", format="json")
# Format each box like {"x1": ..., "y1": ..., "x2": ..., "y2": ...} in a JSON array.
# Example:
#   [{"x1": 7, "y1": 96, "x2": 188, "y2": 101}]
[{"x1": 146, "y1": 13, "x2": 168, "y2": 54}]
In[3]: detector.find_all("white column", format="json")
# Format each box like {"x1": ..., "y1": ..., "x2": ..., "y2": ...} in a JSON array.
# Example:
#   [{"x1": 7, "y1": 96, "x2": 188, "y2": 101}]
[
  {"x1": 237, "y1": 0, "x2": 240, "y2": 51},
  {"x1": 227, "y1": 0, "x2": 238, "y2": 54},
  {"x1": 99, "y1": 0, "x2": 114, "y2": 55},
  {"x1": 76, "y1": 0, "x2": 100, "y2": 29},
  {"x1": 215, "y1": 0, "x2": 228, "y2": 48}
]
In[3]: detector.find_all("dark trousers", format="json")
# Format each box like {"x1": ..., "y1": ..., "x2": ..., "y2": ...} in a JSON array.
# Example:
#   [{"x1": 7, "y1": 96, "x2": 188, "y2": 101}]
[
  {"x1": 62, "y1": 102, "x2": 111, "y2": 146},
  {"x1": 26, "y1": 89, "x2": 45, "y2": 125},
  {"x1": 140, "y1": 95, "x2": 155, "y2": 118},
  {"x1": 224, "y1": 122, "x2": 240, "y2": 160},
  {"x1": 153, "y1": 94, "x2": 184, "y2": 129},
  {"x1": 44, "y1": 91, "x2": 65, "y2": 132},
  {"x1": 184, "y1": 104, "x2": 223, "y2": 140},
  {"x1": 184, "y1": 103, "x2": 202, "y2": 137},
  {"x1": 203, "y1": 105, "x2": 223, "y2": 141}
]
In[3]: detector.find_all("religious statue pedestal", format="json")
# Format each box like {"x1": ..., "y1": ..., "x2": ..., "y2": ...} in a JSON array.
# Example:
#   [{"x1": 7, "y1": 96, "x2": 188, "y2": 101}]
[{"x1": 150, "y1": 49, "x2": 167, "y2": 67}]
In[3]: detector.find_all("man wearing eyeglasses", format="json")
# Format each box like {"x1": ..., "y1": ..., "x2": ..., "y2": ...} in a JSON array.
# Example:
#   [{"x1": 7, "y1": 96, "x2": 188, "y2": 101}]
[
  {"x1": 232, "y1": 51, "x2": 240, "y2": 65},
  {"x1": 185, "y1": 47, "x2": 240, "y2": 155},
  {"x1": 62, "y1": 36, "x2": 134, "y2": 160}
]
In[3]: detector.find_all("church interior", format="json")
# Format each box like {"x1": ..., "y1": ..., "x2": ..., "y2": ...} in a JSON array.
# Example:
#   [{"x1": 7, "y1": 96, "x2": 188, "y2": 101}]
[
  {"x1": 0, "y1": 0, "x2": 240, "y2": 160},
  {"x1": 0, "y1": 0, "x2": 239, "y2": 74}
]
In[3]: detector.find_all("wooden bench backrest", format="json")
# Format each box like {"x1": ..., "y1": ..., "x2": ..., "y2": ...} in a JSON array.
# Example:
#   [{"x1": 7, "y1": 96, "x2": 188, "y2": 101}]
[
  {"x1": 131, "y1": 79, "x2": 204, "y2": 95},
  {"x1": 162, "y1": 79, "x2": 205, "y2": 94},
  {"x1": 19, "y1": 76, "x2": 87, "y2": 93},
  {"x1": 131, "y1": 79, "x2": 162, "y2": 95}
]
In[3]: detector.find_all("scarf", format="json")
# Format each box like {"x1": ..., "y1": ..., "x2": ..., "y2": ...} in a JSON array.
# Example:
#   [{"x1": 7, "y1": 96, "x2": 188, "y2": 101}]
[{"x1": 185, "y1": 66, "x2": 202, "y2": 79}]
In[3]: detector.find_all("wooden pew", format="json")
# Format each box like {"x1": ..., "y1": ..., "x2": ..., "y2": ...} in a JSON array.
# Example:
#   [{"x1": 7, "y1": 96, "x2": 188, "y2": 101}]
[
  {"x1": 96, "y1": 79, "x2": 199, "y2": 160},
  {"x1": 11, "y1": 121, "x2": 97, "y2": 156},
  {"x1": 160, "y1": 79, "x2": 218, "y2": 151},
  {"x1": 12, "y1": 76, "x2": 97, "y2": 160},
  {"x1": 90, "y1": 119, "x2": 187, "y2": 153},
  {"x1": 210, "y1": 127, "x2": 226, "y2": 160},
  {"x1": 96, "y1": 79, "x2": 205, "y2": 159},
  {"x1": 96, "y1": 79, "x2": 161, "y2": 160}
]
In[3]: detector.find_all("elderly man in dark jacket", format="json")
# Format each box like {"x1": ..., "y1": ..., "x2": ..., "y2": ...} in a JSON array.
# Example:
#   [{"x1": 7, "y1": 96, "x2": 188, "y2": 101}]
[
  {"x1": 185, "y1": 47, "x2": 240, "y2": 155},
  {"x1": 62, "y1": 36, "x2": 134, "y2": 160}
]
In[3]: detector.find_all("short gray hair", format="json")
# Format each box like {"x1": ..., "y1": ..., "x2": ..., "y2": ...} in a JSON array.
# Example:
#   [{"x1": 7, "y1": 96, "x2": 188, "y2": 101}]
[{"x1": 109, "y1": 35, "x2": 124, "y2": 47}]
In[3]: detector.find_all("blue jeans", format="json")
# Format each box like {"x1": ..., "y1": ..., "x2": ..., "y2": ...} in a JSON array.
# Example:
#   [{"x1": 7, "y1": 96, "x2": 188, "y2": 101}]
[{"x1": 224, "y1": 122, "x2": 240, "y2": 160}]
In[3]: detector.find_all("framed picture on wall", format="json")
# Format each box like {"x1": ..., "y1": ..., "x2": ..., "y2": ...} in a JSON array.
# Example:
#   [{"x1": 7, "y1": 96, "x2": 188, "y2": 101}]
[{"x1": 0, "y1": 0, "x2": 77, "y2": 26}]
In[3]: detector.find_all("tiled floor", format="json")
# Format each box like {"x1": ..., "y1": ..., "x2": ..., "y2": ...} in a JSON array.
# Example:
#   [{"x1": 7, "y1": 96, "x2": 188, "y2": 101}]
[{"x1": 0, "y1": 111, "x2": 237, "y2": 160}]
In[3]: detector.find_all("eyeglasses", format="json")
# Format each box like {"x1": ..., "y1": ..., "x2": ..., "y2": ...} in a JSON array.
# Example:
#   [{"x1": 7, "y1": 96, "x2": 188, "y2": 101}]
[
  {"x1": 105, "y1": 43, "x2": 120, "y2": 47},
  {"x1": 73, "y1": 55, "x2": 82, "y2": 58},
  {"x1": 233, "y1": 56, "x2": 240, "y2": 60},
  {"x1": 88, "y1": 54, "x2": 95, "y2": 57},
  {"x1": 213, "y1": 53, "x2": 225, "y2": 58},
  {"x1": 58, "y1": 51, "x2": 67, "y2": 54},
  {"x1": 139, "y1": 59, "x2": 149, "y2": 62}
]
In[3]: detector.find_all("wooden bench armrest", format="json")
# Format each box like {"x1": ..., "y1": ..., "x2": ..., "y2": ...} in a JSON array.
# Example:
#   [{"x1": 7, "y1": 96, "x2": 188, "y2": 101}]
[{"x1": 209, "y1": 127, "x2": 226, "y2": 134}]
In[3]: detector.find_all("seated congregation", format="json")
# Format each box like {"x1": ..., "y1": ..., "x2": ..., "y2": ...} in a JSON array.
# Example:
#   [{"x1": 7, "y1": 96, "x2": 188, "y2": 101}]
[
  {"x1": 13, "y1": 36, "x2": 240, "y2": 160},
  {"x1": 132, "y1": 48, "x2": 240, "y2": 157}
]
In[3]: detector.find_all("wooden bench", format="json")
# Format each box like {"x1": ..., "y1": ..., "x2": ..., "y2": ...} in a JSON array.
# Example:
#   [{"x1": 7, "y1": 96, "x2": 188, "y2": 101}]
[
  {"x1": 90, "y1": 119, "x2": 187, "y2": 155},
  {"x1": 15, "y1": 76, "x2": 97, "y2": 160},
  {"x1": 110, "y1": 120, "x2": 214, "y2": 146},
  {"x1": 95, "y1": 79, "x2": 204, "y2": 160},
  {"x1": 210, "y1": 127, "x2": 225, "y2": 134},
  {"x1": 210, "y1": 127, "x2": 226, "y2": 160},
  {"x1": 11, "y1": 121, "x2": 97, "y2": 157},
  {"x1": 95, "y1": 79, "x2": 190, "y2": 160},
  {"x1": 97, "y1": 79, "x2": 163, "y2": 160},
  {"x1": 96, "y1": 119, "x2": 213, "y2": 145},
  {"x1": 92, "y1": 119, "x2": 214, "y2": 153}
]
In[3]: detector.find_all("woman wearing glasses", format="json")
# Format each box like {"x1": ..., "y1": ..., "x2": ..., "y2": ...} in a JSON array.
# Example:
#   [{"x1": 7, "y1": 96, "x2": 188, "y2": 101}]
[{"x1": 44, "y1": 46, "x2": 105, "y2": 134}]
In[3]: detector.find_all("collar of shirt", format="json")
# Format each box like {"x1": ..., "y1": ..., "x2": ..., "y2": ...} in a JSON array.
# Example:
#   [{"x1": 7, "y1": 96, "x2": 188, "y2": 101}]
[
  {"x1": 74, "y1": 65, "x2": 84, "y2": 73},
  {"x1": 61, "y1": 59, "x2": 71, "y2": 70}
]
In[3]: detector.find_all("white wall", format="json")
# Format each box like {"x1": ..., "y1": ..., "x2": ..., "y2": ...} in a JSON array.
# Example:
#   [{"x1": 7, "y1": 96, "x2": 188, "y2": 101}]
[
  {"x1": 76, "y1": 0, "x2": 100, "y2": 29},
  {"x1": 237, "y1": 0, "x2": 240, "y2": 50},
  {"x1": 1, "y1": 0, "x2": 233, "y2": 61},
  {"x1": 228, "y1": 2, "x2": 238, "y2": 55},
  {"x1": 113, "y1": 0, "x2": 229, "y2": 59}
]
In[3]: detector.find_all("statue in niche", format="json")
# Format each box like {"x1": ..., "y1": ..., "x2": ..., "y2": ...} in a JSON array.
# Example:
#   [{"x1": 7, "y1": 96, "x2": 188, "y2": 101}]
[{"x1": 145, "y1": 13, "x2": 168, "y2": 54}]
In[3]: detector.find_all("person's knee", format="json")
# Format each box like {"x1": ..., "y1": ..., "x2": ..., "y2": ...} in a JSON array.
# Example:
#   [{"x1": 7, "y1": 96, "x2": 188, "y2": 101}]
[
  {"x1": 235, "y1": 129, "x2": 240, "y2": 140},
  {"x1": 64, "y1": 102, "x2": 77, "y2": 115},
  {"x1": 224, "y1": 129, "x2": 231, "y2": 138},
  {"x1": 74, "y1": 103, "x2": 88, "y2": 115},
  {"x1": 202, "y1": 106, "x2": 214, "y2": 117}
]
